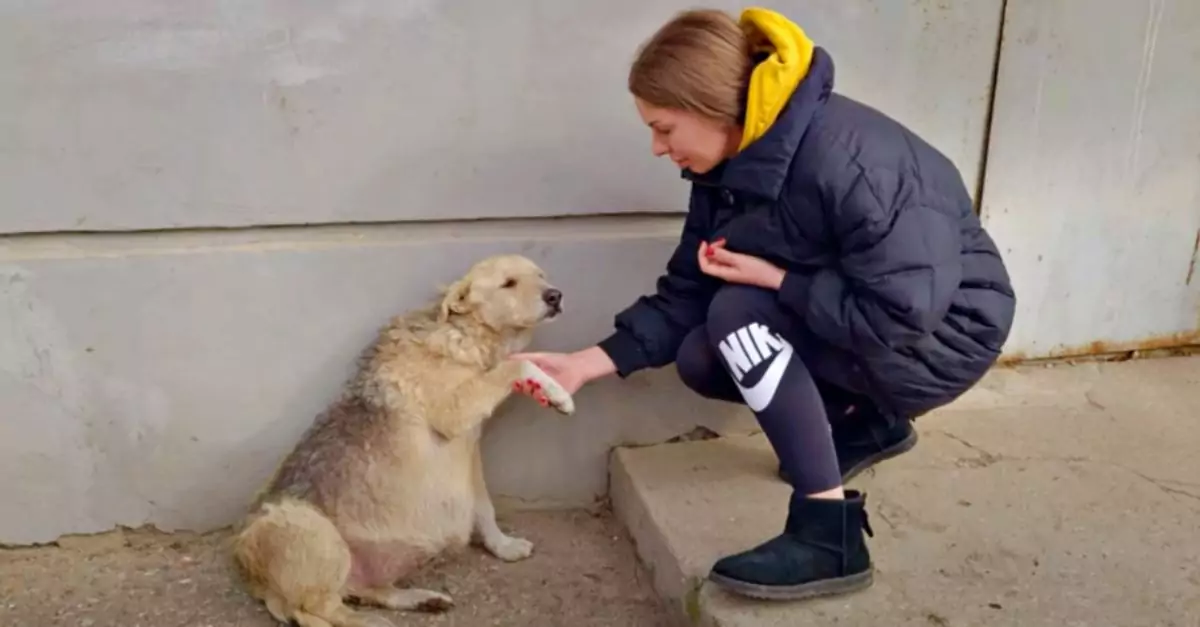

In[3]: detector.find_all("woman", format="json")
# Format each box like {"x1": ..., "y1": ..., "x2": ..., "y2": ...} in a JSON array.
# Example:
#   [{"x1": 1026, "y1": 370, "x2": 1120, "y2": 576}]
[{"x1": 515, "y1": 7, "x2": 1015, "y2": 601}]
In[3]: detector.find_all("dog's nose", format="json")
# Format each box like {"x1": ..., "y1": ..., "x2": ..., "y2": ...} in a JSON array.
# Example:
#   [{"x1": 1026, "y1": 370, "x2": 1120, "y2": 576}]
[{"x1": 542, "y1": 288, "x2": 562, "y2": 307}]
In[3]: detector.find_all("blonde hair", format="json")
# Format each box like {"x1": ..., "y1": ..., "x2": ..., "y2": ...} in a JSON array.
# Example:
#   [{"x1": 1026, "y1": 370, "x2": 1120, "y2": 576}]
[{"x1": 628, "y1": 9, "x2": 755, "y2": 126}]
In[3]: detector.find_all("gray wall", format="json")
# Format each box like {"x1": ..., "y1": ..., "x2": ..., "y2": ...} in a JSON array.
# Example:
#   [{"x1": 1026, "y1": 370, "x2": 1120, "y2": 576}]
[
  {"x1": 979, "y1": 0, "x2": 1200, "y2": 358},
  {"x1": 5, "y1": 0, "x2": 1150, "y2": 545},
  {"x1": 0, "y1": 0, "x2": 999, "y2": 232},
  {"x1": 0, "y1": 219, "x2": 764, "y2": 542}
]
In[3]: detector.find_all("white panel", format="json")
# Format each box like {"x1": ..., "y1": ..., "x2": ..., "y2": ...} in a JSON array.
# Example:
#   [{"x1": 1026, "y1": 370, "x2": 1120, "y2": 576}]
[
  {"x1": 981, "y1": 0, "x2": 1200, "y2": 358},
  {"x1": 0, "y1": 0, "x2": 999, "y2": 232}
]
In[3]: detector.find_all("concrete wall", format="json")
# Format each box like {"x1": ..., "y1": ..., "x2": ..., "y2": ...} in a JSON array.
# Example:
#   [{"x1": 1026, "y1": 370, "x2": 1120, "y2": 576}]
[
  {"x1": 979, "y1": 0, "x2": 1200, "y2": 359},
  {"x1": 1, "y1": 219, "x2": 765, "y2": 543},
  {"x1": 1, "y1": 0, "x2": 999, "y2": 233},
  {"x1": 1, "y1": 0, "x2": 1010, "y2": 544}
]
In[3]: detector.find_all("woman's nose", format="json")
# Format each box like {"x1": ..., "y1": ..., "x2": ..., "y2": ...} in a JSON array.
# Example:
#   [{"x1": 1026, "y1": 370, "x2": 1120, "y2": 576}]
[{"x1": 651, "y1": 136, "x2": 669, "y2": 157}]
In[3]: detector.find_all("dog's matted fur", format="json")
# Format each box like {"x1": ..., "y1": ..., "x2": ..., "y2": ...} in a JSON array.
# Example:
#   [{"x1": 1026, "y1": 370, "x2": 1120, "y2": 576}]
[{"x1": 232, "y1": 254, "x2": 575, "y2": 627}]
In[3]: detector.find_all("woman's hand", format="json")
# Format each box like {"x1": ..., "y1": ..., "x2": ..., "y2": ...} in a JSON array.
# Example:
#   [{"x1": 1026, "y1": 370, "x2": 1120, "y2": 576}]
[
  {"x1": 698, "y1": 239, "x2": 786, "y2": 290},
  {"x1": 509, "y1": 345, "x2": 617, "y2": 397}
]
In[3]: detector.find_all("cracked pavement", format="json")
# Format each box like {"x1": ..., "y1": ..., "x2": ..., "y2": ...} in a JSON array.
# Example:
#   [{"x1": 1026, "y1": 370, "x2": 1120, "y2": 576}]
[
  {"x1": 612, "y1": 355, "x2": 1200, "y2": 627},
  {"x1": 930, "y1": 428, "x2": 1200, "y2": 503}
]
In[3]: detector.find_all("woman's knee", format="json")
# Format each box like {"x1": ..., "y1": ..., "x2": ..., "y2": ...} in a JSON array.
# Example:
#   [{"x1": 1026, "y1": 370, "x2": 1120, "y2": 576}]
[
  {"x1": 675, "y1": 327, "x2": 725, "y2": 395},
  {"x1": 704, "y1": 284, "x2": 774, "y2": 343}
]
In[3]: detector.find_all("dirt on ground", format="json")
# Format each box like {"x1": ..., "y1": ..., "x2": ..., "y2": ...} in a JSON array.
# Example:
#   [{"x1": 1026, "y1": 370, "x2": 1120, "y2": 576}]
[{"x1": 0, "y1": 509, "x2": 675, "y2": 627}]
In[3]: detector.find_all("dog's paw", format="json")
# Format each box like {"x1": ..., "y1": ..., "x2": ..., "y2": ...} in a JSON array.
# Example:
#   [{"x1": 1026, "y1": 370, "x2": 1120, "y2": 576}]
[
  {"x1": 413, "y1": 591, "x2": 454, "y2": 613},
  {"x1": 486, "y1": 534, "x2": 534, "y2": 562},
  {"x1": 516, "y1": 362, "x2": 575, "y2": 415}
]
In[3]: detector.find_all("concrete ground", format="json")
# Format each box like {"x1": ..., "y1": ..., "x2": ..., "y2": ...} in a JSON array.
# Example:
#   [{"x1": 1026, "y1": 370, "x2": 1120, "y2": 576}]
[
  {"x1": 612, "y1": 355, "x2": 1200, "y2": 627},
  {"x1": 0, "y1": 509, "x2": 674, "y2": 627}
]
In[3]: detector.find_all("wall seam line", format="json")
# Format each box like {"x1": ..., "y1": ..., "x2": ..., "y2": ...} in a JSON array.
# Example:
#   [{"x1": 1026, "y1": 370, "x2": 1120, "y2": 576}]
[
  {"x1": 0, "y1": 212, "x2": 687, "y2": 243},
  {"x1": 973, "y1": 0, "x2": 1011, "y2": 215}
]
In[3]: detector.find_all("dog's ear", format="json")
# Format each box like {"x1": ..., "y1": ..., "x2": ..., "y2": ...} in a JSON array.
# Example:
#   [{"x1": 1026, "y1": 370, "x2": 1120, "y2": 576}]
[{"x1": 438, "y1": 278, "x2": 472, "y2": 322}]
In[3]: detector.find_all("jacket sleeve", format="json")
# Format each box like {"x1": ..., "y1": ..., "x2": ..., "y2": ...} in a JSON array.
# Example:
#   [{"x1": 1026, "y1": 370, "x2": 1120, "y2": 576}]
[
  {"x1": 777, "y1": 171, "x2": 963, "y2": 355},
  {"x1": 598, "y1": 200, "x2": 720, "y2": 377}
]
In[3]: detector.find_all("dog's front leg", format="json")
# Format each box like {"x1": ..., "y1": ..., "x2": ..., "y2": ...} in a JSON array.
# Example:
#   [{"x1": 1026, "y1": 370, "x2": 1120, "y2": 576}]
[
  {"x1": 427, "y1": 360, "x2": 573, "y2": 441},
  {"x1": 470, "y1": 440, "x2": 533, "y2": 561}
]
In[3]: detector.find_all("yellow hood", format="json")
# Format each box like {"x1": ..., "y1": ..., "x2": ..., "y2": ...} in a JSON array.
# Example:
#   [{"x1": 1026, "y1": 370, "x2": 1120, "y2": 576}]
[{"x1": 737, "y1": 7, "x2": 815, "y2": 152}]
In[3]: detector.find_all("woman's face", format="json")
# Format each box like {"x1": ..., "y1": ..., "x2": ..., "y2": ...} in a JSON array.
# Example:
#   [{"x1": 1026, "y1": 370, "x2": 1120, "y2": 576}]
[{"x1": 634, "y1": 97, "x2": 741, "y2": 175}]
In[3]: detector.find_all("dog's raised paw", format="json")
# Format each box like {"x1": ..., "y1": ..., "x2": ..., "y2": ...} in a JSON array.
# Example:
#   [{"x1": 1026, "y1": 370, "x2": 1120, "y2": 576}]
[
  {"x1": 517, "y1": 362, "x2": 575, "y2": 415},
  {"x1": 487, "y1": 534, "x2": 534, "y2": 562}
]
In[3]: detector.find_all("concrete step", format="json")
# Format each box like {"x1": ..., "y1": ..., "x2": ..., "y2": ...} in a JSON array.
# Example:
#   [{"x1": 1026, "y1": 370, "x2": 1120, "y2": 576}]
[{"x1": 610, "y1": 356, "x2": 1200, "y2": 627}]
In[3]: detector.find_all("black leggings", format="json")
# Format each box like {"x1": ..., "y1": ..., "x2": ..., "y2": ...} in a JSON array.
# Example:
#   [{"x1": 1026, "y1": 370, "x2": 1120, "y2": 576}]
[{"x1": 676, "y1": 285, "x2": 869, "y2": 494}]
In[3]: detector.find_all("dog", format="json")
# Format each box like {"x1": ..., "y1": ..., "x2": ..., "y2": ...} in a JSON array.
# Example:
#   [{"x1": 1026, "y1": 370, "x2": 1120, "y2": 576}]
[{"x1": 231, "y1": 254, "x2": 575, "y2": 627}]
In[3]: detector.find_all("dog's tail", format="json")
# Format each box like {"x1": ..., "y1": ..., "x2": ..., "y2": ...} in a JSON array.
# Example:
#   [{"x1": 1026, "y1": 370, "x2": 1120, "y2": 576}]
[{"x1": 232, "y1": 498, "x2": 392, "y2": 627}]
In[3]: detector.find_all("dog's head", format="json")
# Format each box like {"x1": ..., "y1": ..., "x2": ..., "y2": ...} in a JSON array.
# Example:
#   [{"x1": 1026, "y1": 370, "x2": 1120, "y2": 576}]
[{"x1": 438, "y1": 254, "x2": 563, "y2": 331}]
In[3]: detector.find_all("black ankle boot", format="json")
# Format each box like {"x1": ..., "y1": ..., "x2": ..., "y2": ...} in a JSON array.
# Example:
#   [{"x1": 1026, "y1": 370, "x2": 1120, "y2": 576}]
[
  {"x1": 778, "y1": 412, "x2": 918, "y2": 484},
  {"x1": 708, "y1": 490, "x2": 874, "y2": 600}
]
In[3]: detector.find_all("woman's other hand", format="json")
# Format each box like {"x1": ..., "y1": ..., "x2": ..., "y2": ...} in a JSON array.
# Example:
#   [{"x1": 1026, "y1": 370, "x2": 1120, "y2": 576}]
[
  {"x1": 509, "y1": 346, "x2": 617, "y2": 396},
  {"x1": 698, "y1": 239, "x2": 786, "y2": 290}
]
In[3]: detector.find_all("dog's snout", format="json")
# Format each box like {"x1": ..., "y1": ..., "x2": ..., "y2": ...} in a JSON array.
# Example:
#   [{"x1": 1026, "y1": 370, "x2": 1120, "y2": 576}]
[{"x1": 542, "y1": 288, "x2": 562, "y2": 307}]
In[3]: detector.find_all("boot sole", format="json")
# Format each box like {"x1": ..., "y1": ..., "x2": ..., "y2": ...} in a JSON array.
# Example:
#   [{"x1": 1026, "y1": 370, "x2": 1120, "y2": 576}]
[
  {"x1": 841, "y1": 429, "x2": 919, "y2": 483},
  {"x1": 707, "y1": 567, "x2": 874, "y2": 601}
]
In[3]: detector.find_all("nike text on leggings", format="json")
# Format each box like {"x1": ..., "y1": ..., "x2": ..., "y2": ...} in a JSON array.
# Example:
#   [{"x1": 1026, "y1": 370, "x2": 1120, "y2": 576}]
[{"x1": 676, "y1": 284, "x2": 842, "y2": 494}]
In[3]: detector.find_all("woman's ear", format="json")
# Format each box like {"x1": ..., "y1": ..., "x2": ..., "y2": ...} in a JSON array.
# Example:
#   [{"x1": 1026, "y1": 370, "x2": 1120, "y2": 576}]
[{"x1": 438, "y1": 279, "x2": 471, "y2": 322}]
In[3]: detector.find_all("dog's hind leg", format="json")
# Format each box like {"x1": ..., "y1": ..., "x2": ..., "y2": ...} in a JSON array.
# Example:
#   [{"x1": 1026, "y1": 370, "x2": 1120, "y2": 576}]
[
  {"x1": 342, "y1": 543, "x2": 454, "y2": 613},
  {"x1": 263, "y1": 593, "x2": 291, "y2": 624},
  {"x1": 347, "y1": 587, "x2": 454, "y2": 613},
  {"x1": 233, "y1": 498, "x2": 395, "y2": 627}
]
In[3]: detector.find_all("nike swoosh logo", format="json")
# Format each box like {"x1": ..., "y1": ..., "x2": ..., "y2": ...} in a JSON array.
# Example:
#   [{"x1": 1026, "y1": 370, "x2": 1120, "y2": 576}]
[{"x1": 734, "y1": 341, "x2": 793, "y2": 412}]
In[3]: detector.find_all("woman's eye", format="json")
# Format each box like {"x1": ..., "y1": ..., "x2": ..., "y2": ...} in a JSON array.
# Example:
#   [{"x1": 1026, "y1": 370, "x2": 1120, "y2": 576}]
[{"x1": 502, "y1": 278, "x2": 517, "y2": 288}]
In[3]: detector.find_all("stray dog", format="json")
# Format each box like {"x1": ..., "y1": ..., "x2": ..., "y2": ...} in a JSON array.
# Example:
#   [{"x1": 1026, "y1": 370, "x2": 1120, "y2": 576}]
[{"x1": 232, "y1": 254, "x2": 574, "y2": 627}]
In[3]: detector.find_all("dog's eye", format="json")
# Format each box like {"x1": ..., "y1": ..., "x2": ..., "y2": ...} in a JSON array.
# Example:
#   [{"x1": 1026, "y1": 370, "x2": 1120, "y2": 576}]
[{"x1": 502, "y1": 278, "x2": 517, "y2": 289}]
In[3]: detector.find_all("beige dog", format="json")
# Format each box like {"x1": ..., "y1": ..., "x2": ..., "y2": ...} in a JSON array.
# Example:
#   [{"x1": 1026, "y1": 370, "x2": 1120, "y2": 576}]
[{"x1": 232, "y1": 254, "x2": 574, "y2": 627}]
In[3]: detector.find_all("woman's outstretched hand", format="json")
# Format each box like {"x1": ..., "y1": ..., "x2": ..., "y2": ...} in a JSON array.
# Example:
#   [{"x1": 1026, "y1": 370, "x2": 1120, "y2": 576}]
[
  {"x1": 698, "y1": 238, "x2": 786, "y2": 290},
  {"x1": 510, "y1": 346, "x2": 617, "y2": 396}
]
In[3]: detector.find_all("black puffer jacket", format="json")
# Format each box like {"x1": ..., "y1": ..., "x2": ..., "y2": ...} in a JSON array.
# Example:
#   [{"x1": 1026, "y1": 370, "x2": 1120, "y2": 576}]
[{"x1": 598, "y1": 46, "x2": 1016, "y2": 418}]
